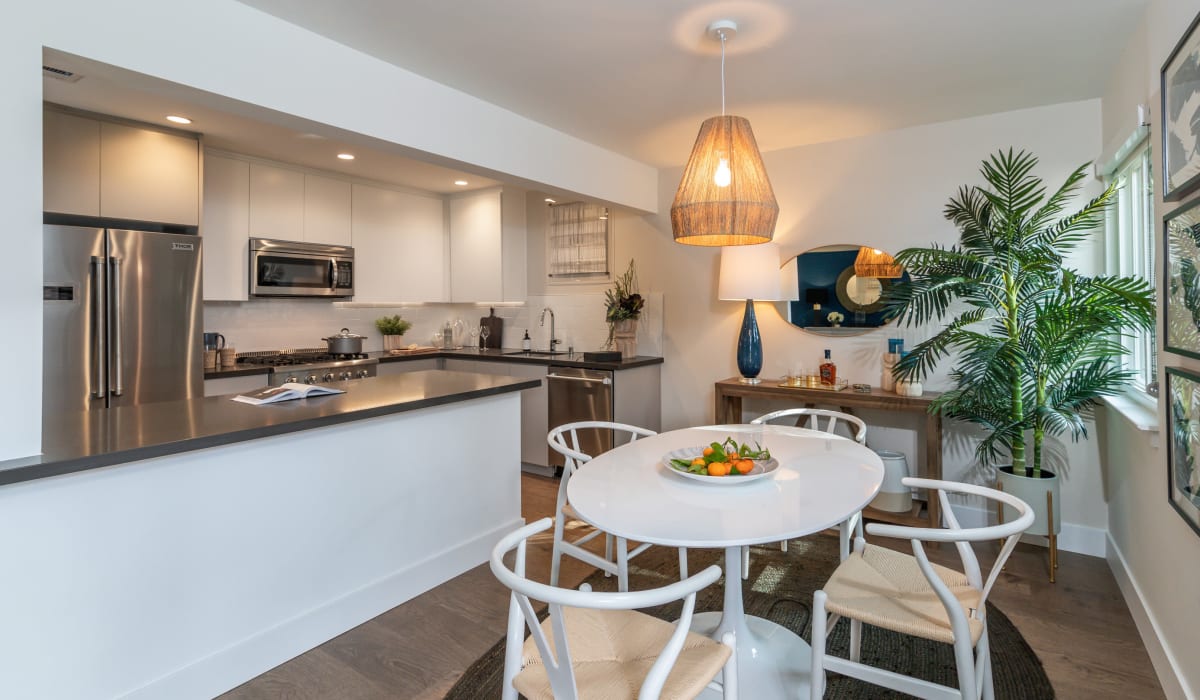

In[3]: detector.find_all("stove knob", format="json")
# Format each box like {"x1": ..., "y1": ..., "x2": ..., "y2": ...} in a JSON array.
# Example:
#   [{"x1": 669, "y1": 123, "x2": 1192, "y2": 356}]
[
  {"x1": 357, "y1": 369, "x2": 371, "y2": 379},
  {"x1": 322, "y1": 372, "x2": 335, "y2": 382},
  {"x1": 305, "y1": 374, "x2": 318, "y2": 385},
  {"x1": 285, "y1": 375, "x2": 297, "y2": 384},
  {"x1": 340, "y1": 371, "x2": 352, "y2": 380}
]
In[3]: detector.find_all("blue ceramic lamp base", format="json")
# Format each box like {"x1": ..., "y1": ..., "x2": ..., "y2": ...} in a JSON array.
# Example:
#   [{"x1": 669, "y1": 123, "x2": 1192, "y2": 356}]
[{"x1": 737, "y1": 299, "x2": 763, "y2": 384}]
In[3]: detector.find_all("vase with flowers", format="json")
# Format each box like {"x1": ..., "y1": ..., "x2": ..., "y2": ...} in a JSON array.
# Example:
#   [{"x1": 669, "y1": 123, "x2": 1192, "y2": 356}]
[
  {"x1": 826, "y1": 311, "x2": 844, "y2": 327},
  {"x1": 605, "y1": 260, "x2": 644, "y2": 359}
]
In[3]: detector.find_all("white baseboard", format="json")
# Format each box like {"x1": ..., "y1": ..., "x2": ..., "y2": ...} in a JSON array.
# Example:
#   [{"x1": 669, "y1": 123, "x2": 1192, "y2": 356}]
[
  {"x1": 947, "y1": 503, "x2": 1107, "y2": 557},
  {"x1": 119, "y1": 517, "x2": 524, "y2": 700},
  {"x1": 1106, "y1": 534, "x2": 1194, "y2": 700}
]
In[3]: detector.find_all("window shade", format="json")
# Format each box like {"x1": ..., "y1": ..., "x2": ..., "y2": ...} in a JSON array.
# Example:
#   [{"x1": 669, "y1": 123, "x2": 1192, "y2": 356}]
[{"x1": 547, "y1": 203, "x2": 609, "y2": 278}]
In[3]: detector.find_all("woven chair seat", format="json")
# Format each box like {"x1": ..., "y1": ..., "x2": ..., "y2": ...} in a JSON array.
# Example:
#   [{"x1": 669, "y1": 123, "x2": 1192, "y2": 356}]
[
  {"x1": 515, "y1": 606, "x2": 731, "y2": 700},
  {"x1": 823, "y1": 544, "x2": 983, "y2": 646}
]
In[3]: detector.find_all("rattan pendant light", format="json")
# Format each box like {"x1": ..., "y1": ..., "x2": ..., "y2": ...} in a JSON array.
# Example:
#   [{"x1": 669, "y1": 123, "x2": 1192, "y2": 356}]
[
  {"x1": 853, "y1": 247, "x2": 904, "y2": 278},
  {"x1": 671, "y1": 20, "x2": 778, "y2": 246}
]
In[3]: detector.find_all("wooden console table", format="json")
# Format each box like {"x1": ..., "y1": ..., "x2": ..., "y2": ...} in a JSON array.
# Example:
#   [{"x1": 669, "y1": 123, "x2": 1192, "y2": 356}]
[{"x1": 714, "y1": 377, "x2": 944, "y2": 529}]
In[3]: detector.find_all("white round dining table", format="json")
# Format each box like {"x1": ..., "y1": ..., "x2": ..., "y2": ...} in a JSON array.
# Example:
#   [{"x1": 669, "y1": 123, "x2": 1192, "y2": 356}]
[{"x1": 566, "y1": 423, "x2": 884, "y2": 700}]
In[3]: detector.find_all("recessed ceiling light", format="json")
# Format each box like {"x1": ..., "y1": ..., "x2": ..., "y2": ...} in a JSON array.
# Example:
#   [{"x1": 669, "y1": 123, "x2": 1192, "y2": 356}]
[
  {"x1": 454, "y1": 180, "x2": 469, "y2": 186},
  {"x1": 544, "y1": 198, "x2": 556, "y2": 204},
  {"x1": 165, "y1": 115, "x2": 192, "y2": 125},
  {"x1": 337, "y1": 153, "x2": 355, "y2": 160}
]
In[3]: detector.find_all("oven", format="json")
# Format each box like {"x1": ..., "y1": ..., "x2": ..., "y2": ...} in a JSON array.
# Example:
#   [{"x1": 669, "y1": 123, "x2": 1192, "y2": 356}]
[{"x1": 249, "y1": 238, "x2": 354, "y2": 298}]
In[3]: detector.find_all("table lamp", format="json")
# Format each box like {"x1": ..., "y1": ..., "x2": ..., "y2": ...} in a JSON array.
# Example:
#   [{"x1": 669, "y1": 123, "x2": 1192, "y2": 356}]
[
  {"x1": 718, "y1": 243, "x2": 783, "y2": 384},
  {"x1": 805, "y1": 288, "x2": 830, "y2": 326}
]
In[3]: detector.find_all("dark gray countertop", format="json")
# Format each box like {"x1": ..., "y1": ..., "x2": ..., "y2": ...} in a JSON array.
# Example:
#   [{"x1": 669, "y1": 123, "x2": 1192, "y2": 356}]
[
  {"x1": 6, "y1": 370, "x2": 538, "y2": 487},
  {"x1": 370, "y1": 347, "x2": 665, "y2": 370}
]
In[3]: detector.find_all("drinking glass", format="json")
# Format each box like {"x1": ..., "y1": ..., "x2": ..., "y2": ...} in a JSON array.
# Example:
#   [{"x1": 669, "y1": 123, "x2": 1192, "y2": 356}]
[
  {"x1": 479, "y1": 325, "x2": 491, "y2": 348},
  {"x1": 469, "y1": 326, "x2": 480, "y2": 348}
]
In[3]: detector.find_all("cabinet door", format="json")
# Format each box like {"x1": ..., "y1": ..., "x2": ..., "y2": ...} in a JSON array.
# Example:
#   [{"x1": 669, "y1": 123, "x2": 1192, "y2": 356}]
[
  {"x1": 304, "y1": 174, "x2": 352, "y2": 245},
  {"x1": 442, "y1": 359, "x2": 479, "y2": 373},
  {"x1": 508, "y1": 362, "x2": 549, "y2": 466},
  {"x1": 204, "y1": 374, "x2": 268, "y2": 397},
  {"x1": 100, "y1": 122, "x2": 200, "y2": 225},
  {"x1": 202, "y1": 154, "x2": 250, "y2": 301},
  {"x1": 351, "y1": 184, "x2": 446, "y2": 302},
  {"x1": 376, "y1": 359, "x2": 440, "y2": 375},
  {"x1": 449, "y1": 189, "x2": 503, "y2": 302},
  {"x1": 43, "y1": 110, "x2": 100, "y2": 216},
  {"x1": 249, "y1": 163, "x2": 304, "y2": 239}
]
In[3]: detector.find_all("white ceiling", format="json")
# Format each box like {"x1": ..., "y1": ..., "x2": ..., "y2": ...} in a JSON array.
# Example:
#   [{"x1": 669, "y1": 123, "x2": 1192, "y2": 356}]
[
  {"x1": 42, "y1": 50, "x2": 503, "y2": 195},
  {"x1": 236, "y1": 0, "x2": 1147, "y2": 167}
]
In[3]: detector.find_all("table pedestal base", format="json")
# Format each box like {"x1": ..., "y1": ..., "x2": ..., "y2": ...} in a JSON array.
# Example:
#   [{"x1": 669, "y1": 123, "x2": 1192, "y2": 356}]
[{"x1": 693, "y1": 546, "x2": 813, "y2": 699}]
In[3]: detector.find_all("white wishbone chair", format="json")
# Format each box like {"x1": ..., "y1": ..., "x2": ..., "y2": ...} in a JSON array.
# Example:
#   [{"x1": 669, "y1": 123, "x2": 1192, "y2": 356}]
[
  {"x1": 810, "y1": 478, "x2": 1035, "y2": 700},
  {"x1": 743, "y1": 409, "x2": 869, "y2": 578},
  {"x1": 548, "y1": 421, "x2": 689, "y2": 592},
  {"x1": 491, "y1": 518, "x2": 738, "y2": 700}
]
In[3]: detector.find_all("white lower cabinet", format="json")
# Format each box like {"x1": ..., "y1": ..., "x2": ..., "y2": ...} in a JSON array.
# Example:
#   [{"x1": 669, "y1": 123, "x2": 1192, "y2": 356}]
[
  {"x1": 508, "y1": 363, "x2": 549, "y2": 467},
  {"x1": 442, "y1": 359, "x2": 479, "y2": 373}
]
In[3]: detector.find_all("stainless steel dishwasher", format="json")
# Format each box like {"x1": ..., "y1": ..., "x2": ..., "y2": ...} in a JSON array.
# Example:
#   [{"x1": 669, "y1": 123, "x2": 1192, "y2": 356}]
[{"x1": 546, "y1": 366, "x2": 614, "y2": 468}]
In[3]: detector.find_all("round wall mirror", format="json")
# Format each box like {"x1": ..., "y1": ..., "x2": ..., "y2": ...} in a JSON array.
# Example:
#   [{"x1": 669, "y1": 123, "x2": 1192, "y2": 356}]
[{"x1": 775, "y1": 244, "x2": 909, "y2": 336}]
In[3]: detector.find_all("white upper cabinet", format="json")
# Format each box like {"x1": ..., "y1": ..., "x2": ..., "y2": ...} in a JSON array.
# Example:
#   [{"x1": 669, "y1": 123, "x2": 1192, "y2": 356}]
[
  {"x1": 447, "y1": 188, "x2": 527, "y2": 302},
  {"x1": 202, "y1": 154, "x2": 250, "y2": 301},
  {"x1": 248, "y1": 162, "x2": 304, "y2": 240},
  {"x1": 100, "y1": 122, "x2": 200, "y2": 225},
  {"x1": 352, "y1": 183, "x2": 446, "y2": 302},
  {"x1": 43, "y1": 110, "x2": 100, "y2": 217},
  {"x1": 303, "y1": 174, "x2": 352, "y2": 245},
  {"x1": 43, "y1": 108, "x2": 199, "y2": 225}
]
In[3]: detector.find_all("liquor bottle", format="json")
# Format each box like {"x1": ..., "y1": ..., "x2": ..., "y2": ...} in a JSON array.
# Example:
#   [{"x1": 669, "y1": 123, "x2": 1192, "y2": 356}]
[
  {"x1": 522, "y1": 330, "x2": 531, "y2": 351},
  {"x1": 819, "y1": 349, "x2": 837, "y2": 386}
]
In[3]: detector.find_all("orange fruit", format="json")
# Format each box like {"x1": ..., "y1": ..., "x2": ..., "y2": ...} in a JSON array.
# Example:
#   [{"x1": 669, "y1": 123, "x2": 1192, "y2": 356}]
[
  {"x1": 727, "y1": 452, "x2": 739, "y2": 461},
  {"x1": 736, "y1": 459, "x2": 755, "y2": 474},
  {"x1": 707, "y1": 462, "x2": 730, "y2": 477},
  {"x1": 703, "y1": 447, "x2": 715, "y2": 457},
  {"x1": 691, "y1": 457, "x2": 706, "y2": 466}
]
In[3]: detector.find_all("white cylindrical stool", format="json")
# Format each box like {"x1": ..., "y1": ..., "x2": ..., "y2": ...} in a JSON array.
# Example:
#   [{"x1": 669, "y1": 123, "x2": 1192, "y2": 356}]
[{"x1": 871, "y1": 450, "x2": 911, "y2": 512}]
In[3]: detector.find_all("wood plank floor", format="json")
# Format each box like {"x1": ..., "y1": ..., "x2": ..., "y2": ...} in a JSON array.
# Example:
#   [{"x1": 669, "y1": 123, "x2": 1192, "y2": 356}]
[{"x1": 220, "y1": 474, "x2": 1164, "y2": 699}]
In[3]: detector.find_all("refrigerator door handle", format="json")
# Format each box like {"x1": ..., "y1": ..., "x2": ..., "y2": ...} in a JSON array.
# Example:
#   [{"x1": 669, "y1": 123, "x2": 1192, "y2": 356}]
[
  {"x1": 109, "y1": 256, "x2": 124, "y2": 397},
  {"x1": 90, "y1": 256, "x2": 106, "y2": 399},
  {"x1": 329, "y1": 257, "x2": 338, "y2": 290}
]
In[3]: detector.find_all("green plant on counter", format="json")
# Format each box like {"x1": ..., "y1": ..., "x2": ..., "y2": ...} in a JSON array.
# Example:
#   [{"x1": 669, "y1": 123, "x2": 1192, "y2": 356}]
[
  {"x1": 375, "y1": 315, "x2": 413, "y2": 336},
  {"x1": 605, "y1": 259, "x2": 644, "y2": 348}
]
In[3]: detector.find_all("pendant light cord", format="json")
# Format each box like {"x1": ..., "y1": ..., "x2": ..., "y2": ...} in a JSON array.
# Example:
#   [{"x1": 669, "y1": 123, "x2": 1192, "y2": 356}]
[{"x1": 720, "y1": 30, "x2": 727, "y2": 116}]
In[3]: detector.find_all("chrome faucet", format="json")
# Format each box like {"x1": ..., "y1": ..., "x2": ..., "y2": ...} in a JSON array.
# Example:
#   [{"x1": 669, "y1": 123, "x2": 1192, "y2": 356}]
[{"x1": 540, "y1": 307, "x2": 560, "y2": 352}]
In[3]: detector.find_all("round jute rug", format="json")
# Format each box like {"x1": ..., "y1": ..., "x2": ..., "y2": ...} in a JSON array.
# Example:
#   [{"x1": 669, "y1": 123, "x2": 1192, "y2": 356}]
[{"x1": 445, "y1": 535, "x2": 1054, "y2": 699}]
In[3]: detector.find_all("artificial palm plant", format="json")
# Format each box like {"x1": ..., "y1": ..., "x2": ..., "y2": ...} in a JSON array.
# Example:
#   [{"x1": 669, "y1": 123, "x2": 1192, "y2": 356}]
[{"x1": 888, "y1": 149, "x2": 1155, "y2": 478}]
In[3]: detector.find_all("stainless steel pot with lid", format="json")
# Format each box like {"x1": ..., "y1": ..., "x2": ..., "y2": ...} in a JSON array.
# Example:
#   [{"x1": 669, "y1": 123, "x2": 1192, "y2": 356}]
[{"x1": 323, "y1": 327, "x2": 366, "y2": 355}]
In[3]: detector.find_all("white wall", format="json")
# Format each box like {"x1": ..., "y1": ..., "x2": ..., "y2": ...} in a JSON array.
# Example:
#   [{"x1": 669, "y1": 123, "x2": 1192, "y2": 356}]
[
  {"x1": 1099, "y1": 0, "x2": 1200, "y2": 696},
  {"x1": 604, "y1": 99, "x2": 1111, "y2": 547}
]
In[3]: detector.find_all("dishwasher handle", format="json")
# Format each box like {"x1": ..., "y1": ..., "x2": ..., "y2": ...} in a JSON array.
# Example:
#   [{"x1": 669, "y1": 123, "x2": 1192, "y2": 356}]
[{"x1": 547, "y1": 372, "x2": 611, "y2": 386}]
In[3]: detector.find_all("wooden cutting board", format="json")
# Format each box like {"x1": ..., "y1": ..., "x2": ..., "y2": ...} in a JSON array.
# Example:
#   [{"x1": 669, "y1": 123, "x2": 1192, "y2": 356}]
[
  {"x1": 387, "y1": 346, "x2": 440, "y2": 356},
  {"x1": 480, "y1": 312, "x2": 503, "y2": 349}
]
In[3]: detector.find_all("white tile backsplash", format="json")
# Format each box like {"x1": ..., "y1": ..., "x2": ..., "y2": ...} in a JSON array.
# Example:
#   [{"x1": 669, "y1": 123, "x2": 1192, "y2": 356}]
[{"x1": 204, "y1": 293, "x2": 663, "y2": 356}]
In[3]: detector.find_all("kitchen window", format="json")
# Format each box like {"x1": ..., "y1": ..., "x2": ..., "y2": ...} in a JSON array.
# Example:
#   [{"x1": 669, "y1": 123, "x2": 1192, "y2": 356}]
[
  {"x1": 1104, "y1": 141, "x2": 1156, "y2": 394},
  {"x1": 546, "y1": 202, "x2": 610, "y2": 280}
]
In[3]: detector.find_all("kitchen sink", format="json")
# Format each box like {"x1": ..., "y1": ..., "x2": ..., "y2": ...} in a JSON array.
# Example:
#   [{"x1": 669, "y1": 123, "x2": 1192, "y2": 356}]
[{"x1": 501, "y1": 350, "x2": 568, "y2": 357}]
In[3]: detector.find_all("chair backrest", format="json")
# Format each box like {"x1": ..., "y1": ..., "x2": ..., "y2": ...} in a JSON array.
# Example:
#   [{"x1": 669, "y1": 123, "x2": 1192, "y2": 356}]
[
  {"x1": 490, "y1": 518, "x2": 722, "y2": 700},
  {"x1": 548, "y1": 422, "x2": 657, "y2": 514},
  {"x1": 864, "y1": 478, "x2": 1035, "y2": 624},
  {"x1": 751, "y1": 408, "x2": 867, "y2": 444}
]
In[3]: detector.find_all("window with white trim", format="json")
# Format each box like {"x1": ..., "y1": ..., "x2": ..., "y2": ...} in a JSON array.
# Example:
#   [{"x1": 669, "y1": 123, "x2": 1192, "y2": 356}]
[
  {"x1": 546, "y1": 202, "x2": 610, "y2": 281},
  {"x1": 1105, "y1": 144, "x2": 1156, "y2": 394}
]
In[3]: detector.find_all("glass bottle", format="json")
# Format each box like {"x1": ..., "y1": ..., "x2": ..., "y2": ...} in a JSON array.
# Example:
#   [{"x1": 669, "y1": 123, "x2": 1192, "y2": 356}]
[{"x1": 819, "y1": 349, "x2": 837, "y2": 386}]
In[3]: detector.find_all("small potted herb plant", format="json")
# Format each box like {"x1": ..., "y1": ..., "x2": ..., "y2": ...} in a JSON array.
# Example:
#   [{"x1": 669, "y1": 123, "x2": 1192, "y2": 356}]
[{"x1": 375, "y1": 314, "x2": 413, "y2": 351}]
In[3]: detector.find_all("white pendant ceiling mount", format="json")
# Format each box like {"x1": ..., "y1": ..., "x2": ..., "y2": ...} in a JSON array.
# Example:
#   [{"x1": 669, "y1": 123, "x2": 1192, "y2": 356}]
[{"x1": 671, "y1": 19, "x2": 778, "y2": 247}]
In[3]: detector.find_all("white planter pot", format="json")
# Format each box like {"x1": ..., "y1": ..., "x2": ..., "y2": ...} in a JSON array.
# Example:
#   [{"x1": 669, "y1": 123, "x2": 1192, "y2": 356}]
[
  {"x1": 997, "y1": 466, "x2": 1061, "y2": 537},
  {"x1": 870, "y1": 450, "x2": 911, "y2": 513},
  {"x1": 382, "y1": 335, "x2": 406, "y2": 351}
]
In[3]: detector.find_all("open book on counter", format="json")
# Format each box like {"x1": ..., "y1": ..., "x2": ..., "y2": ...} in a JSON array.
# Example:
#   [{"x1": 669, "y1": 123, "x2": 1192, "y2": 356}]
[{"x1": 232, "y1": 383, "x2": 346, "y2": 405}]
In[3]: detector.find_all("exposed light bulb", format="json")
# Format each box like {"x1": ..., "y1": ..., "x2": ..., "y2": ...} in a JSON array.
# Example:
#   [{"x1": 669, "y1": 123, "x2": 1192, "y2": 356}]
[{"x1": 714, "y1": 157, "x2": 732, "y2": 187}]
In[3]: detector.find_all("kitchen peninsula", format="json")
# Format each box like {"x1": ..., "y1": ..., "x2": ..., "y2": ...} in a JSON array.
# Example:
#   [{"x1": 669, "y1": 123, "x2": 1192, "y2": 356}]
[{"x1": 1, "y1": 370, "x2": 534, "y2": 699}]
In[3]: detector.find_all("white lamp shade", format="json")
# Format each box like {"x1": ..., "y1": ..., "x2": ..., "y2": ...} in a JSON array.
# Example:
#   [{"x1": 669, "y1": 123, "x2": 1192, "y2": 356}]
[{"x1": 718, "y1": 242, "x2": 784, "y2": 301}]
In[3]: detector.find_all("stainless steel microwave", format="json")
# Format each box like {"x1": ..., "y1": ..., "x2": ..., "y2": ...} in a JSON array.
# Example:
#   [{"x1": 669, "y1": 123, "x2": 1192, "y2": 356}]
[{"x1": 249, "y1": 238, "x2": 354, "y2": 298}]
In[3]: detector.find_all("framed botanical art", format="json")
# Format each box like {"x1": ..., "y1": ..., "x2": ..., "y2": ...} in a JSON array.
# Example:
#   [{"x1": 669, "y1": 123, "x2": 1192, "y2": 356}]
[
  {"x1": 1165, "y1": 367, "x2": 1200, "y2": 536},
  {"x1": 1164, "y1": 198, "x2": 1200, "y2": 360},
  {"x1": 1162, "y1": 9, "x2": 1200, "y2": 201}
]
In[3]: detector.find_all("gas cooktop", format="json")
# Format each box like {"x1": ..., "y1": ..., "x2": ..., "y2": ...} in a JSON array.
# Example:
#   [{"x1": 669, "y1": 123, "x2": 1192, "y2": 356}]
[
  {"x1": 237, "y1": 349, "x2": 379, "y2": 386},
  {"x1": 238, "y1": 351, "x2": 370, "y2": 367}
]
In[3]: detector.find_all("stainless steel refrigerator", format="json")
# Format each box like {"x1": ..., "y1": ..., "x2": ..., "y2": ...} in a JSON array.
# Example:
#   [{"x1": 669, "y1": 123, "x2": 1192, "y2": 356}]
[{"x1": 43, "y1": 224, "x2": 203, "y2": 414}]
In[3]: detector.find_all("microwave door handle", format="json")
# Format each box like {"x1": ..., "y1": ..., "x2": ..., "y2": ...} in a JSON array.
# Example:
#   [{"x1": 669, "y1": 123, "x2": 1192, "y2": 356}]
[
  {"x1": 109, "y1": 256, "x2": 123, "y2": 396},
  {"x1": 91, "y1": 256, "x2": 106, "y2": 399},
  {"x1": 330, "y1": 257, "x2": 338, "y2": 290}
]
